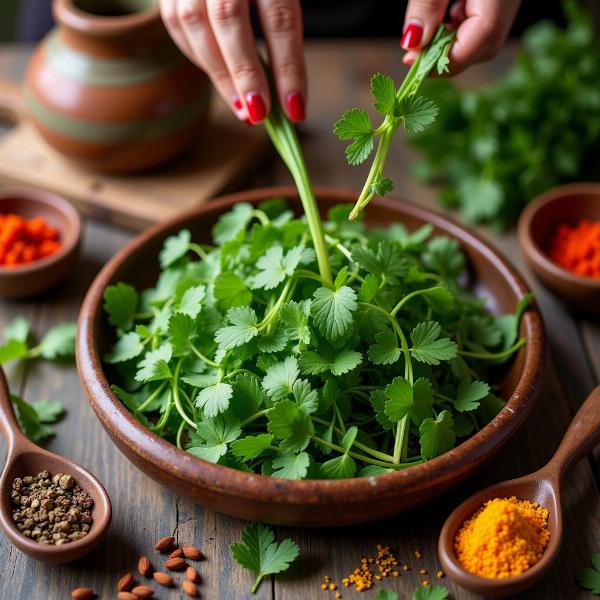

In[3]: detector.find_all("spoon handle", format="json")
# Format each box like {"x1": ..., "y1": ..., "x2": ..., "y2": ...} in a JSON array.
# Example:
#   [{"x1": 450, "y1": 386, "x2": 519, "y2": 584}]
[
  {"x1": 545, "y1": 385, "x2": 600, "y2": 481},
  {"x1": 0, "y1": 366, "x2": 27, "y2": 450}
]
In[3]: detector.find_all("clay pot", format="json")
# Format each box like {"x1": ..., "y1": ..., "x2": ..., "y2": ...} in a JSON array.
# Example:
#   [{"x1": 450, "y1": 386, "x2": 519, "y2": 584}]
[{"x1": 25, "y1": 0, "x2": 211, "y2": 173}]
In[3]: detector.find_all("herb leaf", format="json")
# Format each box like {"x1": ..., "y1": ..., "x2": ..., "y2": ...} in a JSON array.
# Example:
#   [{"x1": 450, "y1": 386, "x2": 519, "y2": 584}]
[
  {"x1": 410, "y1": 322, "x2": 457, "y2": 365},
  {"x1": 578, "y1": 553, "x2": 600, "y2": 594},
  {"x1": 311, "y1": 286, "x2": 357, "y2": 342},
  {"x1": 413, "y1": 584, "x2": 449, "y2": 600},
  {"x1": 419, "y1": 410, "x2": 456, "y2": 460},
  {"x1": 104, "y1": 283, "x2": 138, "y2": 330}
]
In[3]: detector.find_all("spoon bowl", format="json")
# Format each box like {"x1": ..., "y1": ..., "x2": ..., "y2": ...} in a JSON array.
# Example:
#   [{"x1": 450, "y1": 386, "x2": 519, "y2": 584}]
[
  {"x1": 0, "y1": 368, "x2": 111, "y2": 563},
  {"x1": 439, "y1": 386, "x2": 600, "y2": 597}
]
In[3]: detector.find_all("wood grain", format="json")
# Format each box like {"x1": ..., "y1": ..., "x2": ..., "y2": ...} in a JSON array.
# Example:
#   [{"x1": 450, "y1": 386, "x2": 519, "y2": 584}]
[{"x1": 0, "y1": 41, "x2": 598, "y2": 599}]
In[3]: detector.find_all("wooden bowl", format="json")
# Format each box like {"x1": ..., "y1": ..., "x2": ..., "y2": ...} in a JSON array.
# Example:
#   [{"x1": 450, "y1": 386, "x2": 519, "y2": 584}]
[
  {"x1": 0, "y1": 189, "x2": 81, "y2": 299},
  {"x1": 77, "y1": 187, "x2": 545, "y2": 527},
  {"x1": 518, "y1": 183, "x2": 600, "y2": 312}
]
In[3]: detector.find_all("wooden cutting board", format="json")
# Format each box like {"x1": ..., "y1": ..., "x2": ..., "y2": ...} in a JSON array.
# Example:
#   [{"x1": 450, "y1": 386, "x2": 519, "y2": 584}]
[{"x1": 0, "y1": 80, "x2": 269, "y2": 230}]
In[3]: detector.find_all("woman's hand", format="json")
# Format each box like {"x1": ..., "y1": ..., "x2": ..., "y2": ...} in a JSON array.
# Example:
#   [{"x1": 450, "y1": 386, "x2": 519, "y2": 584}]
[
  {"x1": 400, "y1": 0, "x2": 522, "y2": 74},
  {"x1": 159, "y1": 0, "x2": 306, "y2": 124}
]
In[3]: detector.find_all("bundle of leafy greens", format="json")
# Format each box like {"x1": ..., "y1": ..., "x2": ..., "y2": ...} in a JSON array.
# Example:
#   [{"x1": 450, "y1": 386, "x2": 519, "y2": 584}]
[
  {"x1": 101, "y1": 33, "x2": 530, "y2": 480},
  {"x1": 409, "y1": 0, "x2": 600, "y2": 227}
]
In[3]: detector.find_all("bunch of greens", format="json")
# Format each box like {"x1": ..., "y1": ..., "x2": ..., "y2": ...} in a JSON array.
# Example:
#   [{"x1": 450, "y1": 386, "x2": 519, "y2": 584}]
[
  {"x1": 333, "y1": 24, "x2": 455, "y2": 220},
  {"x1": 409, "y1": 0, "x2": 600, "y2": 227}
]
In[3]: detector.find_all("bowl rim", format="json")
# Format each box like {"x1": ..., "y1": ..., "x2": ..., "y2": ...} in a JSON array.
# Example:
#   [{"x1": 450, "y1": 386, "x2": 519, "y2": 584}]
[
  {"x1": 0, "y1": 188, "x2": 81, "y2": 276},
  {"x1": 518, "y1": 182, "x2": 600, "y2": 289},
  {"x1": 77, "y1": 186, "x2": 545, "y2": 505}
]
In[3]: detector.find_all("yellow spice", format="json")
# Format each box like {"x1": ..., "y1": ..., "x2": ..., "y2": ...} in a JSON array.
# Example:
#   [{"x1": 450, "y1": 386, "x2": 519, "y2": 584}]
[{"x1": 454, "y1": 496, "x2": 550, "y2": 579}]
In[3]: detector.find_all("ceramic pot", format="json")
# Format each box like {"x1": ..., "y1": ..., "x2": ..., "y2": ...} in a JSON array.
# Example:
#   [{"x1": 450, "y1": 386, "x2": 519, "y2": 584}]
[{"x1": 25, "y1": 0, "x2": 211, "y2": 173}]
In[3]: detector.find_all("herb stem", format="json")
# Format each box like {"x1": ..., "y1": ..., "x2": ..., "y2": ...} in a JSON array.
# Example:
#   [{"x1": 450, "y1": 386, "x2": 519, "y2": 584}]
[
  {"x1": 187, "y1": 342, "x2": 221, "y2": 369},
  {"x1": 390, "y1": 286, "x2": 440, "y2": 317},
  {"x1": 459, "y1": 338, "x2": 527, "y2": 360},
  {"x1": 251, "y1": 574, "x2": 264, "y2": 594},
  {"x1": 172, "y1": 360, "x2": 197, "y2": 430},
  {"x1": 188, "y1": 243, "x2": 209, "y2": 261},
  {"x1": 135, "y1": 381, "x2": 168, "y2": 414}
]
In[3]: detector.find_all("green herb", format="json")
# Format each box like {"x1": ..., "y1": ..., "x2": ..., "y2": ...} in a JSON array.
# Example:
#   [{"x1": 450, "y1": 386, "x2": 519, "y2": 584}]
[
  {"x1": 374, "y1": 590, "x2": 398, "y2": 600},
  {"x1": 413, "y1": 585, "x2": 449, "y2": 600},
  {"x1": 0, "y1": 317, "x2": 76, "y2": 364},
  {"x1": 578, "y1": 553, "x2": 600, "y2": 594},
  {"x1": 12, "y1": 395, "x2": 65, "y2": 443},
  {"x1": 410, "y1": 0, "x2": 600, "y2": 227},
  {"x1": 231, "y1": 523, "x2": 299, "y2": 593},
  {"x1": 101, "y1": 67, "x2": 530, "y2": 479},
  {"x1": 334, "y1": 25, "x2": 455, "y2": 220}
]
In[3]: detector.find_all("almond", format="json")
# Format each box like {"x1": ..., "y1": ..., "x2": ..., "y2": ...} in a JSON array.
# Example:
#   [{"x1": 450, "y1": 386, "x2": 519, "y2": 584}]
[
  {"x1": 117, "y1": 573, "x2": 134, "y2": 592},
  {"x1": 71, "y1": 589, "x2": 94, "y2": 600},
  {"x1": 182, "y1": 581, "x2": 199, "y2": 597},
  {"x1": 138, "y1": 555, "x2": 152, "y2": 577},
  {"x1": 186, "y1": 566, "x2": 200, "y2": 583},
  {"x1": 155, "y1": 535, "x2": 175, "y2": 552},
  {"x1": 153, "y1": 572, "x2": 174, "y2": 587},
  {"x1": 164, "y1": 556, "x2": 187, "y2": 571},
  {"x1": 131, "y1": 585, "x2": 154, "y2": 598},
  {"x1": 118, "y1": 593, "x2": 137, "y2": 600},
  {"x1": 182, "y1": 545, "x2": 204, "y2": 560},
  {"x1": 169, "y1": 547, "x2": 184, "y2": 559}
]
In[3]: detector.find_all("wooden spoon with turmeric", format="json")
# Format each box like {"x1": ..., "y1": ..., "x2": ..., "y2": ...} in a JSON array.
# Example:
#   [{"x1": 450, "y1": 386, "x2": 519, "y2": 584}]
[{"x1": 438, "y1": 385, "x2": 600, "y2": 598}]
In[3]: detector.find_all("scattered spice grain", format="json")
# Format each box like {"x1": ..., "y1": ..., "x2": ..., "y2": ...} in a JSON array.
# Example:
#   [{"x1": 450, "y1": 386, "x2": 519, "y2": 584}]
[
  {"x1": 70, "y1": 588, "x2": 94, "y2": 600},
  {"x1": 117, "y1": 573, "x2": 134, "y2": 592},
  {"x1": 436, "y1": 570, "x2": 444, "y2": 579},
  {"x1": 454, "y1": 496, "x2": 550, "y2": 578},
  {"x1": 11, "y1": 471, "x2": 93, "y2": 545}
]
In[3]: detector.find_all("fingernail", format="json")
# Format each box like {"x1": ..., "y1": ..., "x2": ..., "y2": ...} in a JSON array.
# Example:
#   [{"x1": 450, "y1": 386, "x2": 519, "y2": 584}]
[
  {"x1": 232, "y1": 96, "x2": 243, "y2": 111},
  {"x1": 286, "y1": 92, "x2": 305, "y2": 122},
  {"x1": 400, "y1": 21, "x2": 423, "y2": 50},
  {"x1": 243, "y1": 118, "x2": 252, "y2": 127},
  {"x1": 245, "y1": 92, "x2": 267, "y2": 124}
]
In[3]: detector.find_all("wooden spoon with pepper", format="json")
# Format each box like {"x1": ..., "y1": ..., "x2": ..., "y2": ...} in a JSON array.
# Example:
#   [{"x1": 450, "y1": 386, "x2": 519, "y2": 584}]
[
  {"x1": 438, "y1": 385, "x2": 600, "y2": 597},
  {"x1": 0, "y1": 366, "x2": 111, "y2": 562}
]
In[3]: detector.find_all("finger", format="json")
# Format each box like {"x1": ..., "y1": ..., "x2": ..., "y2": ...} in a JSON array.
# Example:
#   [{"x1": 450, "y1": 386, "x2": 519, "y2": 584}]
[
  {"x1": 449, "y1": 0, "x2": 466, "y2": 28},
  {"x1": 257, "y1": 0, "x2": 306, "y2": 122},
  {"x1": 207, "y1": 0, "x2": 270, "y2": 124},
  {"x1": 160, "y1": 0, "x2": 194, "y2": 59},
  {"x1": 401, "y1": 0, "x2": 450, "y2": 50},
  {"x1": 175, "y1": 0, "x2": 247, "y2": 119},
  {"x1": 447, "y1": 0, "x2": 520, "y2": 75}
]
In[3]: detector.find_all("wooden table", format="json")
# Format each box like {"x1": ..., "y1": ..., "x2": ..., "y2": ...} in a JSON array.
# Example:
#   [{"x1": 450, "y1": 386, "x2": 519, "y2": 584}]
[{"x1": 0, "y1": 41, "x2": 598, "y2": 600}]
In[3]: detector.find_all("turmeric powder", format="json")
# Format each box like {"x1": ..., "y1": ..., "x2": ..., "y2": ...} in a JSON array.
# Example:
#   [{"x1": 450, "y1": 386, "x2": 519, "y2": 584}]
[{"x1": 454, "y1": 496, "x2": 550, "y2": 579}]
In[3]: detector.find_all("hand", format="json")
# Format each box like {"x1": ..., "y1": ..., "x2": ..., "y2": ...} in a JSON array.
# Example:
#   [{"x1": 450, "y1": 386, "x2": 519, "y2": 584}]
[
  {"x1": 400, "y1": 0, "x2": 522, "y2": 75},
  {"x1": 159, "y1": 0, "x2": 306, "y2": 124}
]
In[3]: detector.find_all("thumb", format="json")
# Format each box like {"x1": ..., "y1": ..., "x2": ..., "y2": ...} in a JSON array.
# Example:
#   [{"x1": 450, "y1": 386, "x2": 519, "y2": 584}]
[{"x1": 401, "y1": 0, "x2": 450, "y2": 50}]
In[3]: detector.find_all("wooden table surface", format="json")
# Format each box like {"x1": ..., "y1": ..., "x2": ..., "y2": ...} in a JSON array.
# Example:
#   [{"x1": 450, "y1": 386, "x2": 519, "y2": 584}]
[{"x1": 0, "y1": 41, "x2": 599, "y2": 600}]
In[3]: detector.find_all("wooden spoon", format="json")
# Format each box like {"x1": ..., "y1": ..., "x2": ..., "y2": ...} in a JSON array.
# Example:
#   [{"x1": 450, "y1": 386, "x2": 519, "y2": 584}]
[
  {"x1": 438, "y1": 386, "x2": 600, "y2": 597},
  {"x1": 0, "y1": 367, "x2": 111, "y2": 563}
]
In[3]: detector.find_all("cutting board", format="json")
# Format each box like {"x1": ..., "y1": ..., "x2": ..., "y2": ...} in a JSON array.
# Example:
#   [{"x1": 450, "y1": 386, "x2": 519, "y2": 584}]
[{"x1": 0, "y1": 79, "x2": 269, "y2": 230}]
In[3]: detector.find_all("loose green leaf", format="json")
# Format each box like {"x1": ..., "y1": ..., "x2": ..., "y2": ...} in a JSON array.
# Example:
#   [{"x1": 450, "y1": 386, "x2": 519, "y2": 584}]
[
  {"x1": 4, "y1": 316, "x2": 29, "y2": 342},
  {"x1": 375, "y1": 590, "x2": 399, "y2": 600},
  {"x1": 578, "y1": 553, "x2": 600, "y2": 594},
  {"x1": 413, "y1": 584, "x2": 449, "y2": 600},
  {"x1": 35, "y1": 323, "x2": 77, "y2": 360},
  {"x1": 12, "y1": 395, "x2": 54, "y2": 443},
  {"x1": 32, "y1": 399, "x2": 65, "y2": 424}
]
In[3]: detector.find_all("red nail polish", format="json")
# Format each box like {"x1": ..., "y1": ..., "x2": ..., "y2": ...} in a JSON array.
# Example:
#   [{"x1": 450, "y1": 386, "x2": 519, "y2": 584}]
[
  {"x1": 233, "y1": 96, "x2": 243, "y2": 111},
  {"x1": 243, "y1": 118, "x2": 252, "y2": 127},
  {"x1": 245, "y1": 93, "x2": 266, "y2": 124},
  {"x1": 401, "y1": 23, "x2": 423, "y2": 50},
  {"x1": 286, "y1": 93, "x2": 305, "y2": 122}
]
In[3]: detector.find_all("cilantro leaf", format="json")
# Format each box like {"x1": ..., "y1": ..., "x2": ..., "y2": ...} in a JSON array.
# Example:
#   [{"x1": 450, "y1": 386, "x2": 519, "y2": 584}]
[
  {"x1": 213, "y1": 203, "x2": 254, "y2": 244},
  {"x1": 311, "y1": 285, "x2": 357, "y2": 342},
  {"x1": 375, "y1": 590, "x2": 399, "y2": 600},
  {"x1": 230, "y1": 374, "x2": 265, "y2": 418},
  {"x1": 32, "y1": 399, "x2": 65, "y2": 424},
  {"x1": 230, "y1": 523, "x2": 299, "y2": 593},
  {"x1": 160, "y1": 229, "x2": 191, "y2": 268},
  {"x1": 292, "y1": 379, "x2": 318, "y2": 414},
  {"x1": 410, "y1": 321, "x2": 457, "y2": 365},
  {"x1": 12, "y1": 395, "x2": 55, "y2": 443},
  {"x1": 321, "y1": 453, "x2": 356, "y2": 479},
  {"x1": 104, "y1": 283, "x2": 138, "y2": 330},
  {"x1": 368, "y1": 330, "x2": 401, "y2": 365},
  {"x1": 262, "y1": 357, "x2": 299, "y2": 401},
  {"x1": 371, "y1": 73, "x2": 396, "y2": 115},
  {"x1": 135, "y1": 343, "x2": 172, "y2": 382},
  {"x1": 187, "y1": 413, "x2": 241, "y2": 463},
  {"x1": 215, "y1": 307, "x2": 259, "y2": 351},
  {"x1": 252, "y1": 245, "x2": 303, "y2": 290},
  {"x1": 298, "y1": 348, "x2": 362, "y2": 376},
  {"x1": 105, "y1": 331, "x2": 144, "y2": 363},
  {"x1": 195, "y1": 382, "x2": 233, "y2": 418},
  {"x1": 351, "y1": 243, "x2": 407, "y2": 283},
  {"x1": 214, "y1": 272, "x2": 252, "y2": 309},
  {"x1": 178, "y1": 285, "x2": 205, "y2": 318},
  {"x1": 267, "y1": 400, "x2": 313, "y2": 452},
  {"x1": 413, "y1": 584, "x2": 449, "y2": 600},
  {"x1": 398, "y1": 95, "x2": 439, "y2": 133},
  {"x1": 4, "y1": 316, "x2": 29, "y2": 342},
  {"x1": 455, "y1": 379, "x2": 490, "y2": 412},
  {"x1": 370, "y1": 389, "x2": 394, "y2": 430},
  {"x1": 280, "y1": 300, "x2": 311, "y2": 345},
  {"x1": 333, "y1": 108, "x2": 374, "y2": 165},
  {"x1": 423, "y1": 237, "x2": 465, "y2": 280},
  {"x1": 0, "y1": 339, "x2": 29, "y2": 364},
  {"x1": 419, "y1": 410, "x2": 455, "y2": 460},
  {"x1": 272, "y1": 451, "x2": 310, "y2": 479},
  {"x1": 231, "y1": 434, "x2": 275, "y2": 461},
  {"x1": 369, "y1": 175, "x2": 394, "y2": 197},
  {"x1": 385, "y1": 376, "x2": 433, "y2": 425},
  {"x1": 578, "y1": 553, "x2": 600, "y2": 594},
  {"x1": 34, "y1": 323, "x2": 76, "y2": 360},
  {"x1": 168, "y1": 312, "x2": 196, "y2": 355}
]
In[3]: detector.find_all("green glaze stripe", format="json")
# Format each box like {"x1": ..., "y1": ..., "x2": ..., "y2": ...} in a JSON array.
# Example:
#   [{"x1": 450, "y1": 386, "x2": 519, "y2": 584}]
[
  {"x1": 44, "y1": 30, "x2": 184, "y2": 86},
  {"x1": 25, "y1": 86, "x2": 210, "y2": 143}
]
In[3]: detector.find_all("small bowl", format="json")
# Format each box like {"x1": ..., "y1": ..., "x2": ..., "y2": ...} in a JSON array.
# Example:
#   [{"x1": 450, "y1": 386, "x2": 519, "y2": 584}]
[
  {"x1": 0, "y1": 189, "x2": 81, "y2": 299},
  {"x1": 518, "y1": 183, "x2": 600, "y2": 312}
]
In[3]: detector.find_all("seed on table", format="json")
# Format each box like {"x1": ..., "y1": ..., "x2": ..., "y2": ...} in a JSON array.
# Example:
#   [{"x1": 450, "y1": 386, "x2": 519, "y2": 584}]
[
  {"x1": 169, "y1": 547, "x2": 184, "y2": 558},
  {"x1": 118, "y1": 592, "x2": 137, "y2": 600},
  {"x1": 131, "y1": 585, "x2": 154, "y2": 598},
  {"x1": 182, "y1": 545, "x2": 204, "y2": 560},
  {"x1": 153, "y1": 571, "x2": 175, "y2": 587},
  {"x1": 71, "y1": 588, "x2": 94, "y2": 600},
  {"x1": 117, "y1": 573, "x2": 134, "y2": 592},
  {"x1": 186, "y1": 566, "x2": 200, "y2": 583},
  {"x1": 138, "y1": 555, "x2": 152, "y2": 576},
  {"x1": 155, "y1": 535, "x2": 175, "y2": 552},
  {"x1": 164, "y1": 556, "x2": 187, "y2": 571},
  {"x1": 182, "y1": 581, "x2": 199, "y2": 597}
]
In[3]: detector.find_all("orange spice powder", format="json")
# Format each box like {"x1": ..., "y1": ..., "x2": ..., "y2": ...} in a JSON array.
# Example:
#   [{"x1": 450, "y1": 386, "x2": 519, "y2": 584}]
[
  {"x1": 454, "y1": 496, "x2": 550, "y2": 579},
  {"x1": 546, "y1": 219, "x2": 600, "y2": 279}
]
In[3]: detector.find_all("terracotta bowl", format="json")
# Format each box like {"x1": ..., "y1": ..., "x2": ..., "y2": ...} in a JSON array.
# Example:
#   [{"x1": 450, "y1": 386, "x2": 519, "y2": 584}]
[
  {"x1": 0, "y1": 189, "x2": 81, "y2": 299},
  {"x1": 77, "y1": 187, "x2": 545, "y2": 527},
  {"x1": 518, "y1": 183, "x2": 600, "y2": 312}
]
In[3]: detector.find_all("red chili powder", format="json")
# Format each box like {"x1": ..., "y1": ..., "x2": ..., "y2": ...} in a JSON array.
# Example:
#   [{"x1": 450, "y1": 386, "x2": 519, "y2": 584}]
[{"x1": 546, "y1": 219, "x2": 600, "y2": 279}]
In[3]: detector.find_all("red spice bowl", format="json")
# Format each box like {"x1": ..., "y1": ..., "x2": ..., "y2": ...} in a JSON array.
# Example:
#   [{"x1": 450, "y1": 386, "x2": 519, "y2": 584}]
[
  {"x1": 518, "y1": 183, "x2": 600, "y2": 313},
  {"x1": 0, "y1": 189, "x2": 81, "y2": 299}
]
